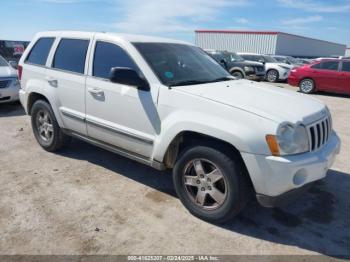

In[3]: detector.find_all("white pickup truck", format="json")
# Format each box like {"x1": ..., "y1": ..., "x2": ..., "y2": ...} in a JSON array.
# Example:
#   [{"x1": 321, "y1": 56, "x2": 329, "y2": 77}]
[{"x1": 18, "y1": 31, "x2": 341, "y2": 223}]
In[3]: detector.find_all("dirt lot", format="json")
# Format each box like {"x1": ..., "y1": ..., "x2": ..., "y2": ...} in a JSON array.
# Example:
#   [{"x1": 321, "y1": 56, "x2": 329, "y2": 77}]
[{"x1": 0, "y1": 83, "x2": 349, "y2": 257}]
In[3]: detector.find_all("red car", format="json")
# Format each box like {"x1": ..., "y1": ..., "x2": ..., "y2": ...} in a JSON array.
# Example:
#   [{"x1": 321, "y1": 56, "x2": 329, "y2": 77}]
[{"x1": 288, "y1": 59, "x2": 350, "y2": 95}]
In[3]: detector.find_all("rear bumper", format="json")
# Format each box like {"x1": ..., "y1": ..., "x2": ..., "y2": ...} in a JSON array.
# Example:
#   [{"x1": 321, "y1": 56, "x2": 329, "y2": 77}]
[{"x1": 19, "y1": 89, "x2": 28, "y2": 113}]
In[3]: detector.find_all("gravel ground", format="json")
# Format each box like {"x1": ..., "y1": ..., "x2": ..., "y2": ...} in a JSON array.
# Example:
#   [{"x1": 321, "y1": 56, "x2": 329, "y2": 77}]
[{"x1": 0, "y1": 83, "x2": 349, "y2": 258}]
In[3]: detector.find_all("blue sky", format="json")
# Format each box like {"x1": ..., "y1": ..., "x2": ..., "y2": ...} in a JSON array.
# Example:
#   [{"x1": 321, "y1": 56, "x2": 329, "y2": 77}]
[{"x1": 1, "y1": 0, "x2": 350, "y2": 47}]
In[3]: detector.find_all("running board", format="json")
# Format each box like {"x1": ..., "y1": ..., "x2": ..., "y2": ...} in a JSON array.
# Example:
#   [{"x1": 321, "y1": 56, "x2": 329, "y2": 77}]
[{"x1": 64, "y1": 130, "x2": 166, "y2": 171}]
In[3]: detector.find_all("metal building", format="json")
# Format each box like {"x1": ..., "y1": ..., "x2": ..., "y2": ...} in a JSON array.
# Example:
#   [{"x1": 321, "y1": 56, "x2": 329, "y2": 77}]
[
  {"x1": 195, "y1": 30, "x2": 346, "y2": 58},
  {"x1": 346, "y1": 48, "x2": 350, "y2": 57}
]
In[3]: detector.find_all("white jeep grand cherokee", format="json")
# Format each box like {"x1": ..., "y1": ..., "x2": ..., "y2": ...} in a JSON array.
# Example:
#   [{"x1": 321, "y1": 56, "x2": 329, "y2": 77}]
[{"x1": 18, "y1": 31, "x2": 341, "y2": 223}]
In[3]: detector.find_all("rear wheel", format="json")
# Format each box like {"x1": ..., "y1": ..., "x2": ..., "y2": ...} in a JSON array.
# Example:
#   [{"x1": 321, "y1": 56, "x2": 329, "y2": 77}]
[
  {"x1": 266, "y1": 69, "x2": 279, "y2": 83},
  {"x1": 299, "y1": 78, "x2": 315, "y2": 94},
  {"x1": 31, "y1": 100, "x2": 70, "y2": 152},
  {"x1": 173, "y1": 145, "x2": 249, "y2": 223}
]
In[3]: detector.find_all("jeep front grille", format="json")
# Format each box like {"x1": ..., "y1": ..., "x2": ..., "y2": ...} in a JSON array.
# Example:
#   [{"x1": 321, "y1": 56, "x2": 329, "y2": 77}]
[{"x1": 307, "y1": 115, "x2": 332, "y2": 152}]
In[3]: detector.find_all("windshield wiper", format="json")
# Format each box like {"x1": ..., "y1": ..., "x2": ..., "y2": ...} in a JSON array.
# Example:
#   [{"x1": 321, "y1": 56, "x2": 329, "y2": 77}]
[
  {"x1": 169, "y1": 80, "x2": 209, "y2": 87},
  {"x1": 207, "y1": 76, "x2": 235, "y2": 83}
]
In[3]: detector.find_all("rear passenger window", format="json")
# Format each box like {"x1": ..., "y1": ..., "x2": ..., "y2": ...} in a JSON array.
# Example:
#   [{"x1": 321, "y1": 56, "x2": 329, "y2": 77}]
[
  {"x1": 320, "y1": 61, "x2": 339, "y2": 71},
  {"x1": 53, "y1": 39, "x2": 89, "y2": 74},
  {"x1": 93, "y1": 41, "x2": 137, "y2": 79},
  {"x1": 26, "y1": 38, "x2": 55, "y2": 66},
  {"x1": 341, "y1": 61, "x2": 350, "y2": 72}
]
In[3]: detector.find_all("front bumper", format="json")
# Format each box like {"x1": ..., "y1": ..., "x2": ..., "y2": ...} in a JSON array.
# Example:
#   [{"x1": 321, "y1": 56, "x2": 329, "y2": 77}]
[
  {"x1": 0, "y1": 83, "x2": 20, "y2": 104},
  {"x1": 246, "y1": 73, "x2": 265, "y2": 81},
  {"x1": 278, "y1": 69, "x2": 291, "y2": 80},
  {"x1": 241, "y1": 132, "x2": 341, "y2": 206}
]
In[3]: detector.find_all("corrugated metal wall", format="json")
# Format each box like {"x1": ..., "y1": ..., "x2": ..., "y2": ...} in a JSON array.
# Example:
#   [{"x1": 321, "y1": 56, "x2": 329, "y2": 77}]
[
  {"x1": 195, "y1": 32, "x2": 277, "y2": 54},
  {"x1": 276, "y1": 33, "x2": 346, "y2": 57}
]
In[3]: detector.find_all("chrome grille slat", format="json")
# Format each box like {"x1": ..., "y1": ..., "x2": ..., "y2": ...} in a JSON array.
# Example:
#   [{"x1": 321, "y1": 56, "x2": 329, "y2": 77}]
[{"x1": 307, "y1": 115, "x2": 332, "y2": 152}]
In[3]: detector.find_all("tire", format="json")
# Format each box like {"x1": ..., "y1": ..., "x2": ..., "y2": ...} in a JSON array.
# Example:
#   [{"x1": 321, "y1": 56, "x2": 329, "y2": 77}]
[
  {"x1": 231, "y1": 71, "x2": 244, "y2": 79},
  {"x1": 31, "y1": 100, "x2": 71, "y2": 152},
  {"x1": 173, "y1": 145, "x2": 249, "y2": 224},
  {"x1": 299, "y1": 78, "x2": 315, "y2": 94},
  {"x1": 266, "y1": 69, "x2": 279, "y2": 83}
]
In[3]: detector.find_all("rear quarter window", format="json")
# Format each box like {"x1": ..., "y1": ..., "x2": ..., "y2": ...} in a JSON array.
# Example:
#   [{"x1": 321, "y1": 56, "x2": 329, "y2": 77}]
[{"x1": 26, "y1": 38, "x2": 55, "y2": 66}]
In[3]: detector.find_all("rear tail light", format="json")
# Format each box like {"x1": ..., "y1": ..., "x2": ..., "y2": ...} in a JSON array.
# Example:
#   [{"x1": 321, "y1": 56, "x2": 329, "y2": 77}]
[{"x1": 18, "y1": 65, "x2": 23, "y2": 80}]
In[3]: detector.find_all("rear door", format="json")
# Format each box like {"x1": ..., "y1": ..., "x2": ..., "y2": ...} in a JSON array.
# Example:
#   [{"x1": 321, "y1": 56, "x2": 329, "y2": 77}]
[
  {"x1": 315, "y1": 60, "x2": 340, "y2": 91},
  {"x1": 339, "y1": 61, "x2": 350, "y2": 94},
  {"x1": 46, "y1": 36, "x2": 92, "y2": 135}
]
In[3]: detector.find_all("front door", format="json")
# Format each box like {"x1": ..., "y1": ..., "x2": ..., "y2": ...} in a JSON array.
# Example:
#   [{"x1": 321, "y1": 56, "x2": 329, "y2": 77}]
[
  {"x1": 85, "y1": 40, "x2": 159, "y2": 157},
  {"x1": 317, "y1": 60, "x2": 340, "y2": 91}
]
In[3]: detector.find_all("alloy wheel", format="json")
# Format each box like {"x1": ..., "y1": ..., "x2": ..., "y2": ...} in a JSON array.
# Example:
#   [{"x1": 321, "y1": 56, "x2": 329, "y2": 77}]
[
  {"x1": 300, "y1": 79, "x2": 314, "y2": 93},
  {"x1": 182, "y1": 159, "x2": 228, "y2": 210},
  {"x1": 267, "y1": 70, "x2": 278, "y2": 82},
  {"x1": 36, "y1": 109, "x2": 54, "y2": 143}
]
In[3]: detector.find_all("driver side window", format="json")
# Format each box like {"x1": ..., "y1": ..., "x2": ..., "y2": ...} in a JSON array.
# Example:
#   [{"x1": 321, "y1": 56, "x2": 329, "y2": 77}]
[{"x1": 93, "y1": 41, "x2": 138, "y2": 79}]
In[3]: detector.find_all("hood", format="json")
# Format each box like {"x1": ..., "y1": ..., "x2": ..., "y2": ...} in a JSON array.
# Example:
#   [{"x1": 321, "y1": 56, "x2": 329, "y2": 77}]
[
  {"x1": 173, "y1": 80, "x2": 326, "y2": 125},
  {"x1": 0, "y1": 66, "x2": 17, "y2": 78}
]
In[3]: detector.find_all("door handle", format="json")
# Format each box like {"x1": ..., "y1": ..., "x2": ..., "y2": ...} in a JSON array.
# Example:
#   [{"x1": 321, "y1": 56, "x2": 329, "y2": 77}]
[
  {"x1": 46, "y1": 77, "x2": 58, "y2": 87},
  {"x1": 88, "y1": 87, "x2": 104, "y2": 96}
]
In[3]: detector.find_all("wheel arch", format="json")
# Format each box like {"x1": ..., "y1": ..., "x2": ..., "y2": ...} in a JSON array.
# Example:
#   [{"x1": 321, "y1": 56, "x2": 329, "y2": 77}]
[{"x1": 162, "y1": 130, "x2": 255, "y2": 193}]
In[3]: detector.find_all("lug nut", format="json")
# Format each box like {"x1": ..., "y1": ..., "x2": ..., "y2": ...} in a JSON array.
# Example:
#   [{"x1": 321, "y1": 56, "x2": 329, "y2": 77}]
[
  {"x1": 196, "y1": 180, "x2": 200, "y2": 184},
  {"x1": 207, "y1": 178, "x2": 211, "y2": 182},
  {"x1": 201, "y1": 187, "x2": 205, "y2": 191},
  {"x1": 208, "y1": 186, "x2": 212, "y2": 190}
]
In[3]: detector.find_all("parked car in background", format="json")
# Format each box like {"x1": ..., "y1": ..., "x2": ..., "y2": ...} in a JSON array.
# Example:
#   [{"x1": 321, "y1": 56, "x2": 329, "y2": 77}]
[
  {"x1": 238, "y1": 53, "x2": 293, "y2": 83},
  {"x1": 19, "y1": 31, "x2": 340, "y2": 223},
  {"x1": 270, "y1": 55, "x2": 303, "y2": 67},
  {"x1": 205, "y1": 50, "x2": 265, "y2": 81},
  {"x1": 288, "y1": 59, "x2": 350, "y2": 95},
  {"x1": 0, "y1": 55, "x2": 20, "y2": 103}
]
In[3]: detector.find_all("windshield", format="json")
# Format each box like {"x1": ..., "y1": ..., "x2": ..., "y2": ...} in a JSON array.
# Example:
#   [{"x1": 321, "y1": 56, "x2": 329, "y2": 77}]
[
  {"x1": 263, "y1": 55, "x2": 278, "y2": 63},
  {"x1": 133, "y1": 43, "x2": 232, "y2": 87},
  {"x1": 0, "y1": 56, "x2": 9, "y2": 67},
  {"x1": 230, "y1": 52, "x2": 244, "y2": 62}
]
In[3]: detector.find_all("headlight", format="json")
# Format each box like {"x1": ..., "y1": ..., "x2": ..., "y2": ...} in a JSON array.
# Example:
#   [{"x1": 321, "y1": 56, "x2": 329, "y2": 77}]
[
  {"x1": 266, "y1": 123, "x2": 309, "y2": 156},
  {"x1": 244, "y1": 66, "x2": 254, "y2": 72}
]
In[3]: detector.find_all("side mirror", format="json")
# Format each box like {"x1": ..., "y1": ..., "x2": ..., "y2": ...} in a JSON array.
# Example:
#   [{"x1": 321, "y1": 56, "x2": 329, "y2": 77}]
[
  {"x1": 258, "y1": 59, "x2": 265, "y2": 64},
  {"x1": 9, "y1": 60, "x2": 18, "y2": 69},
  {"x1": 109, "y1": 67, "x2": 150, "y2": 91}
]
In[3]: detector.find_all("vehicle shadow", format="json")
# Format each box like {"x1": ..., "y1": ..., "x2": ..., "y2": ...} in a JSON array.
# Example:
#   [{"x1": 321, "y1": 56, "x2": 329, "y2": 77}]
[
  {"x1": 59, "y1": 139, "x2": 350, "y2": 258},
  {"x1": 0, "y1": 102, "x2": 25, "y2": 117}
]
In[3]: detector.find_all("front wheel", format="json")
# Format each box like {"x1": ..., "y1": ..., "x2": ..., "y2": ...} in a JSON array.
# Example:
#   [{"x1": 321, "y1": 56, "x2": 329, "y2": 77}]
[
  {"x1": 299, "y1": 78, "x2": 315, "y2": 94},
  {"x1": 266, "y1": 69, "x2": 279, "y2": 83},
  {"x1": 173, "y1": 145, "x2": 249, "y2": 223}
]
